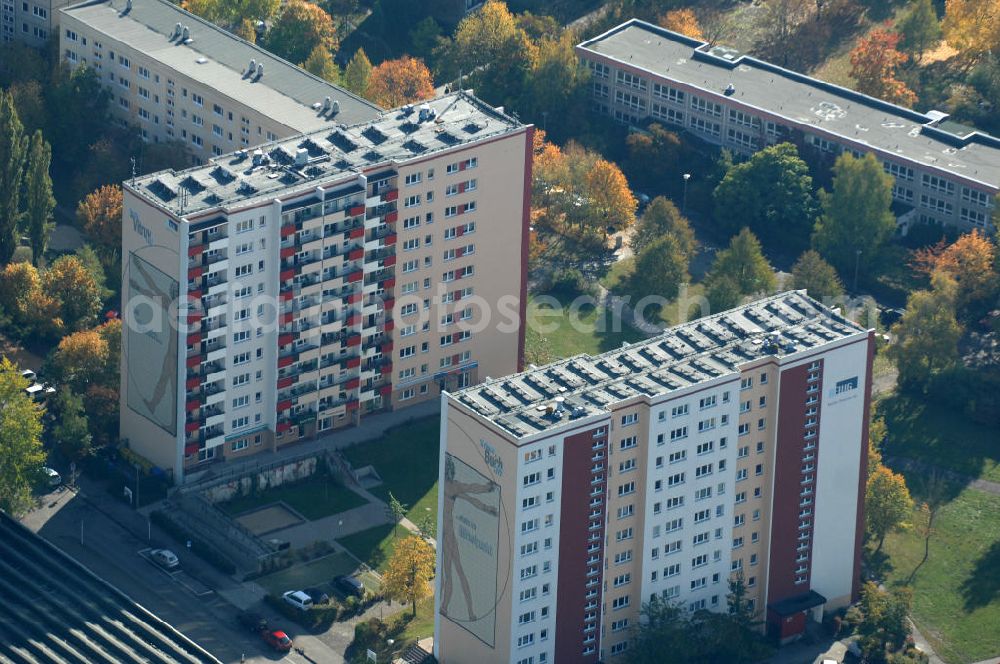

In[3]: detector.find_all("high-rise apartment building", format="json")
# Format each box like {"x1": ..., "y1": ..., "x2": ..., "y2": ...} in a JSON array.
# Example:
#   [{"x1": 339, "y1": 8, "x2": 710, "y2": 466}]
[
  {"x1": 577, "y1": 19, "x2": 999, "y2": 233},
  {"x1": 121, "y1": 93, "x2": 532, "y2": 482},
  {"x1": 435, "y1": 291, "x2": 872, "y2": 663},
  {"x1": 59, "y1": 0, "x2": 380, "y2": 160}
]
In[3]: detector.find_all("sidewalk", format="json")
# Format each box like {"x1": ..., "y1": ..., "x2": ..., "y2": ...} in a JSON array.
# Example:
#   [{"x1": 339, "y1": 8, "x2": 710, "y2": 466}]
[{"x1": 185, "y1": 400, "x2": 440, "y2": 488}]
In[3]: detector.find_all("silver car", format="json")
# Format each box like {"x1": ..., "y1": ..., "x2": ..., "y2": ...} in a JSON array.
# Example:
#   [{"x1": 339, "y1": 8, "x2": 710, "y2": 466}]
[{"x1": 150, "y1": 549, "x2": 179, "y2": 570}]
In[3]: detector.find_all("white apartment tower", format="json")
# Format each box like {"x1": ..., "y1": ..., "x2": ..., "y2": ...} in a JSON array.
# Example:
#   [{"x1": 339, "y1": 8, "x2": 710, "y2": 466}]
[{"x1": 436, "y1": 291, "x2": 873, "y2": 663}]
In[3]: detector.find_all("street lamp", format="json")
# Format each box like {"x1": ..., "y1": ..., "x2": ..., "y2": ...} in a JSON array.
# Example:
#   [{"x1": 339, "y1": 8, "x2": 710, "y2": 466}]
[
  {"x1": 682, "y1": 173, "x2": 691, "y2": 214},
  {"x1": 853, "y1": 248, "x2": 862, "y2": 292}
]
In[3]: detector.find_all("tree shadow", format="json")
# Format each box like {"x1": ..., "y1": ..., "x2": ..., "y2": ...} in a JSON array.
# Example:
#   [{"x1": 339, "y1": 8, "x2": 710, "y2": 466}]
[
  {"x1": 960, "y1": 539, "x2": 1000, "y2": 611},
  {"x1": 865, "y1": 547, "x2": 895, "y2": 584}
]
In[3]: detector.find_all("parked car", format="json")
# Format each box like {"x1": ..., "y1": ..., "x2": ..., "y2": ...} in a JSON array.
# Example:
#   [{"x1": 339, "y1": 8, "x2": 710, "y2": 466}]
[
  {"x1": 41, "y1": 467, "x2": 61, "y2": 487},
  {"x1": 303, "y1": 587, "x2": 330, "y2": 605},
  {"x1": 20, "y1": 369, "x2": 36, "y2": 382},
  {"x1": 261, "y1": 629, "x2": 293, "y2": 652},
  {"x1": 334, "y1": 575, "x2": 365, "y2": 598},
  {"x1": 282, "y1": 590, "x2": 313, "y2": 611},
  {"x1": 150, "y1": 549, "x2": 179, "y2": 570},
  {"x1": 236, "y1": 610, "x2": 268, "y2": 633}
]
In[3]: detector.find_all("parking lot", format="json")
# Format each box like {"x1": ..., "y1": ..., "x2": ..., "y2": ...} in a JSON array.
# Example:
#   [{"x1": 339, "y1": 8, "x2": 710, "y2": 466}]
[{"x1": 20, "y1": 479, "x2": 357, "y2": 664}]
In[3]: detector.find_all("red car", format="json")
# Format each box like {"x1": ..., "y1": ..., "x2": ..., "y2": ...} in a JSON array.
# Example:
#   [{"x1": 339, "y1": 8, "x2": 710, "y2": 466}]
[{"x1": 262, "y1": 630, "x2": 292, "y2": 652}]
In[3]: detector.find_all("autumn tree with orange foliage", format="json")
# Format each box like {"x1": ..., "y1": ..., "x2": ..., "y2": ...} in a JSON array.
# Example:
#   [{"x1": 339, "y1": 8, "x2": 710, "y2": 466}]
[
  {"x1": 364, "y1": 57, "x2": 435, "y2": 109},
  {"x1": 49, "y1": 329, "x2": 109, "y2": 391},
  {"x1": 77, "y1": 184, "x2": 122, "y2": 266},
  {"x1": 849, "y1": 26, "x2": 917, "y2": 106},
  {"x1": 942, "y1": 0, "x2": 1000, "y2": 60},
  {"x1": 659, "y1": 8, "x2": 704, "y2": 40},
  {"x1": 911, "y1": 230, "x2": 999, "y2": 316}
]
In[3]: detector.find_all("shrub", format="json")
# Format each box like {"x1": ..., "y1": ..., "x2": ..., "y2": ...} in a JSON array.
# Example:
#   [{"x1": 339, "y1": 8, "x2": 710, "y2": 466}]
[
  {"x1": 264, "y1": 593, "x2": 340, "y2": 630},
  {"x1": 547, "y1": 267, "x2": 589, "y2": 297}
]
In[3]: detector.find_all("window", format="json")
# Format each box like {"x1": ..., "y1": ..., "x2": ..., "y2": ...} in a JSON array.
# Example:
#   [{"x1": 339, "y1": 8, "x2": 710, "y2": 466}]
[
  {"x1": 616, "y1": 528, "x2": 634, "y2": 542},
  {"x1": 690, "y1": 95, "x2": 722, "y2": 117},
  {"x1": 668, "y1": 450, "x2": 686, "y2": 464},
  {"x1": 922, "y1": 173, "x2": 955, "y2": 195},
  {"x1": 962, "y1": 186, "x2": 993, "y2": 207},
  {"x1": 191, "y1": 92, "x2": 204, "y2": 106},
  {"x1": 618, "y1": 481, "x2": 636, "y2": 496},
  {"x1": 621, "y1": 413, "x2": 638, "y2": 427},
  {"x1": 699, "y1": 395, "x2": 716, "y2": 410},
  {"x1": 665, "y1": 495, "x2": 684, "y2": 510},
  {"x1": 404, "y1": 194, "x2": 420, "y2": 208},
  {"x1": 618, "y1": 459, "x2": 636, "y2": 474},
  {"x1": 696, "y1": 441, "x2": 713, "y2": 455},
  {"x1": 667, "y1": 472, "x2": 684, "y2": 487},
  {"x1": 620, "y1": 436, "x2": 637, "y2": 450},
  {"x1": 689, "y1": 116, "x2": 721, "y2": 137},
  {"x1": 670, "y1": 426, "x2": 688, "y2": 441},
  {"x1": 671, "y1": 404, "x2": 689, "y2": 417},
  {"x1": 611, "y1": 595, "x2": 631, "y2": 610},
  {"x1": 884, "y1": 161, "x2": 914, "y2": 181},
  {"x1": 614, "y1": 550, "x2": 633, "y2": 565},
  {"x1": 652, "y1": 83, "x2": 684, "y2": 104},
  {"x1": 616, "y1": 70, "x2": 647, "y2": 90},
  {"x1": 613, "y1": 573, "x2": 631, "y2": 587}
]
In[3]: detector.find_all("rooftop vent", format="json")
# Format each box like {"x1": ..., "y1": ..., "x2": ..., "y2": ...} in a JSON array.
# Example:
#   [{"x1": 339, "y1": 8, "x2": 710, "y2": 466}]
[
  {"x1": 724, "y1": 83, "x2": 736, "y2": 96},
  {"x1": 181, "y1": 25, "x2": 190, "y2": 41},
  {"x1": 331, "y1": 100, "x2": 339, "y2": 115},
  {"x1": 417, "y1": 104, "x2": 435, "y2": 122},
  {"x1": 256, "y1": 63, "x2": 264, "y2": 78},
  {"x1": 248, "y1": 58, "x2": 256, "y2": 76},
  {"x1": 174, "y1": 22, "x2": 182, "y2": 38},
  {"x1": 294, "y1": 148, "x2": 309, "y2": 166},
  {"x1": 125, "y1": 0, "x2": 132, "y2": 12},
  {"x1": 322, "y1": 96, "x2": 331, "y2": 111}
]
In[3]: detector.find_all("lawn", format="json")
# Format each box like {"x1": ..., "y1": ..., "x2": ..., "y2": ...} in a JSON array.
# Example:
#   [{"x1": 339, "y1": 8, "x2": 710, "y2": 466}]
[
  {"x1": 526, "y1": 293, "x2": 647, "y2": 359},
  {"x1": 882, "y1": 480, "x2": 1000, "y2": 664},
  {"x1": 342, "y1": 416, "x2": 440, "y2": 533},
  {"x1": 393, "y1": 595, "x2": 435, "y2": 644},
  {"x1": 217, "y1": 471, "x2": 368, "y2": 521},
  {"x1": 338, "y1": 523, "x2": 411, "y2": 573},
  {"x1": 878, "y1": 393, "x2": 1000, "y2": 484},
  {"x1": 255, "y1": 551, "x2": 358, "y2": 596}
]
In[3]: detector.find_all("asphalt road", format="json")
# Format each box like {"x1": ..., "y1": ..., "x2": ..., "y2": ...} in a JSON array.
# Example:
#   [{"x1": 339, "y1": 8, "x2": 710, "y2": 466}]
[{"x1": 21, "y1": 482, "x2": 345, "y2": 664}]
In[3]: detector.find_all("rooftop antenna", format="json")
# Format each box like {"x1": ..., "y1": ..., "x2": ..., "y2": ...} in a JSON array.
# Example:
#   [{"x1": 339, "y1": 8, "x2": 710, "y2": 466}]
[{"x1": 130, "y1": 156, "x2": 136, "y2": 186}]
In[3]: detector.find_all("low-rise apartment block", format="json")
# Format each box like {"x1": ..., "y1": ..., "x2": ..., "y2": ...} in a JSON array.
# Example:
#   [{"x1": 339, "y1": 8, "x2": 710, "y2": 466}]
[
  {"x1": 121, "y1": 93, "x2": 532, "y2": 482},
  {"x1": 2, "y1": 0, "x2": 74, "y2": 45},
  {"x1": 59, "y1": 0, "x2": 380, "y2": 160},
  {"x1": 577, "y1": 19, "x2": 999, "y2": 233},
  {"x1": 436, "y1": 291, "x2": 873, "y2": 663}
]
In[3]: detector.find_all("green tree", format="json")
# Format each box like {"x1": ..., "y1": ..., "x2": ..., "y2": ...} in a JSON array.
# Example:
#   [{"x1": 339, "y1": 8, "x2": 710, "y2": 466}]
[
  {"x1": 625, "y1": 123, "x2": 684, "y2": 193},
  {"x1": 889, "y1": 272, "x2": 962, "y2": 391},
  {"x1": 449, "y1": 0, "x2": 535, "y2": 108},
  {"x1": 813, "y1": 153, "x2": 896, "y2": 282},
  {"x1": 301, "y1": 45, "x2": 340, "y2": 83},
  {"x1": 790, "y1": 249, "x2": 844, "y2": 300},
  {"x1": 388, "y1": 491, "x2": 407, "y2": 537},
  {"x1": 856, "y1": 582, "x2": 913, "y2": 659},
  {"x1": 712, "y1": 142, "x2": 818, "y2": 252},
  {"x1": 522, "y1": 32, "x2": 591, "y2": 141},
  {"x1": 706, "y1": 275, "x2": 741, "y2": 313},
  {"x1": 409, "y1": 16, "x2": 442, "y2": 60},
  {"x1": 706, "y1": 228, "x2": 776, "y2": 297},
  {"x1": 343, "y1": 48, "x2": 372, "y2": 96},
  {"x1": 631, "y1": 235, "x2": 689, "y2": 301},
  {"x1": 0, "y1": 358, "x2": 45, "y2": 516},
  {"x1": 50, "y1": 389, "x2": 93, "y2": 462},
  {"x1": 42, "y1": 255, "x2": 103, "y2": 332},
  {"x1": 631, "y1": 596, "x2": 696, "y2": 663},
  {"x1": 0, "y1": 89, "x2": 28, "y2": 264},
  {"x1": 265, "y1": 0, "x2": 338, "y2": 67},
  {"x1": 631, "y1": 196, "x2": 697, "y2": 259},
  {"x1": 22, "y1": 130, "x2": 55, "y2": 267},
  {"x1": 897, "y1": 0, "x2": 942, "y2": 61},
  {"x1": 866, "y1": 463, "x2": 914, "y2": 552}
]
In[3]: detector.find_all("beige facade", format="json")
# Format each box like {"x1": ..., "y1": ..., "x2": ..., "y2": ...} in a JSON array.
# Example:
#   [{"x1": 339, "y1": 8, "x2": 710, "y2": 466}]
[
  {"x1": 436, "y1": 292, "x2": 873, "y2": 663},
  {"x1": 121, "y1": 93, "x2": 530, "y2": 482},
  {"x1": 59, "y1": 0, "x2": 379, "y2": 163},
  {"x1": 3, "y1": 0, "x2": 74, "y2": 45}
]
